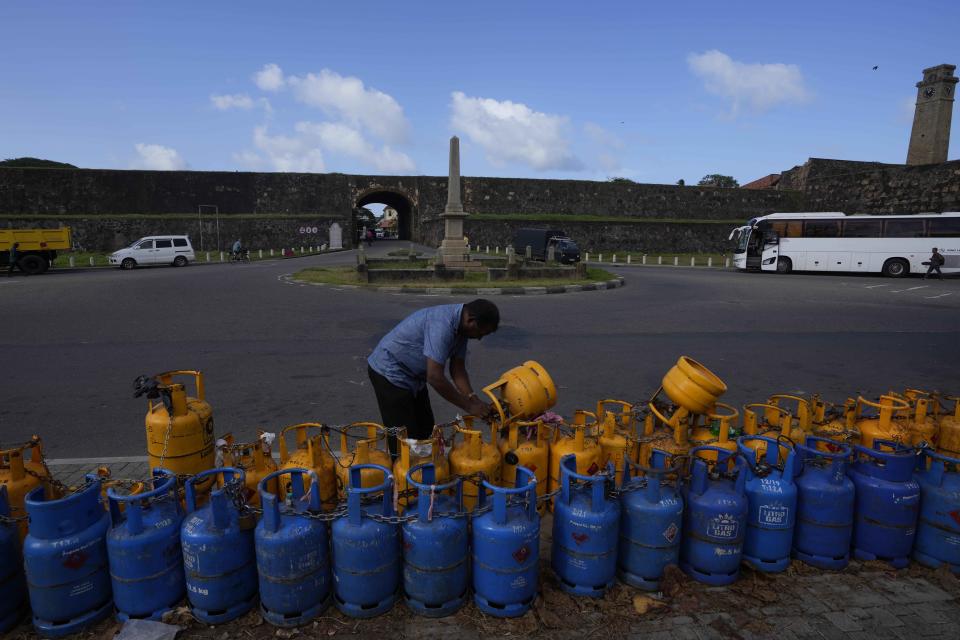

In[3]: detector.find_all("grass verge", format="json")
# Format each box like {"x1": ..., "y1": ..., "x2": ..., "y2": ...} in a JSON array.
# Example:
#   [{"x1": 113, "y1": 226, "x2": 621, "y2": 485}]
[{"x1": 294, "y1": 266, "x2": 619, "y2": 289}]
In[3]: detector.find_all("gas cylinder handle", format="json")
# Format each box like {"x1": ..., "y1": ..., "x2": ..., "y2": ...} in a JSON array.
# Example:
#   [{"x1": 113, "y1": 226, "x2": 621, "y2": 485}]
[
  {"x1": 855, "y1": 395, "x2": 910, "y2": 416},
  {"x1": 852, "y1": 440, "x2": 916, "y2": 480},
  {"x1": 743, "y1": 403, "x2": 791, "y2": 428},
  {"x1": 408, "y1": 463, "x2": 462, "y2": 520},
  {"x1": 481, "y1": 466, "x2": 536, "y2": 524},
  {"x1": 346, "y1": 463, "x2": 393, "y2": 525},
  {"x1": 481, "y1": 381, "x2": 508, "y2": 426},
  {"x1": 278, "y1": 422, "x2": 326, "y2": 462},
  {"x1": 185, "y1": 466, "x2": 246, "y2": 515},
  {"x1": 107, "y1": 468, "x2": 178, "y2": 533},
  {"x1": 154, "y1": 369, "x2": 205, "y2": 401}
]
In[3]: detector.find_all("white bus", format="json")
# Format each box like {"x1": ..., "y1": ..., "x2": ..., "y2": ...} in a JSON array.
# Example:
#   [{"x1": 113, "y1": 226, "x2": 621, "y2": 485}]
[{"x1": 730, "y1": 212, "x2": 960, "y2": 277}]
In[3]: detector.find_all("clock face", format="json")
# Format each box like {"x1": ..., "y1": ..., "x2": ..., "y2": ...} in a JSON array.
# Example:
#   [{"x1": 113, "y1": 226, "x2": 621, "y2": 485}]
[{"x1": 924, "y1": 87, "x2": 936, "y2": 98}]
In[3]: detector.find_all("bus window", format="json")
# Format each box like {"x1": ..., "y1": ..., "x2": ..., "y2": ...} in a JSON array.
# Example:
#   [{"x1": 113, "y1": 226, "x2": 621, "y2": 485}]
[
  {"x1": 775, "y1": 220, "x2": 803, "y2": 238},
  {"x1": 927, "y1": 218, "x2": 960, "y2": 237},
  {"x1": 884, "y1": 219, "x2": 925, "y2": 237},
  {"x1": 803, "y1": 220, "x2": 840, "y2": 238},
  {"x1": 842, "y1": 219, "x2": 883, "y2": 237}
]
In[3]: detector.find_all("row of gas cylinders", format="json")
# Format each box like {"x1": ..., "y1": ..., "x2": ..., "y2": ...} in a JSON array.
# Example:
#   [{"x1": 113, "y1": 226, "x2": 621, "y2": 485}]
[{"x1": 4, "y1": 434, "x2": 959, "y2": 637}]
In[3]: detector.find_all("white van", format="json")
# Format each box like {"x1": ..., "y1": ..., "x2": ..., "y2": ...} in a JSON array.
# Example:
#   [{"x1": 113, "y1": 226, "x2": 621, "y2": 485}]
[{"x1": 109, "y1": 235, "x2": 196, "y2": 269}]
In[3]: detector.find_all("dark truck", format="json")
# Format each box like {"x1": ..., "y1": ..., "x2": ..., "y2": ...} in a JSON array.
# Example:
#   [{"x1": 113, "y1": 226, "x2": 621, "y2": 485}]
[{"x1": 511, "y1": 228, "x2": 581, "y2": 264}]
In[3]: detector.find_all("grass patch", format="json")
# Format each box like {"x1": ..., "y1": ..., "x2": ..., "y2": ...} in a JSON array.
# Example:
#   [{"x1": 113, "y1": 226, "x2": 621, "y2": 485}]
[
  {"x1": 470, "y1": 213, "x2": 743, "y2": 225},
  {"x1": 386, "y1": 249, "x2": 424, "y2": 257},
  {"x1": 294, "y1": 266, "x2": 619, "y2": 289}
]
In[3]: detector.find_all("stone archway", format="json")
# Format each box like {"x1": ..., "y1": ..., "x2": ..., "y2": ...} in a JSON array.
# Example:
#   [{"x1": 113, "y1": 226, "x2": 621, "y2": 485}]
[{"x1": 355, "y1": 189, "x2": 416, "y2": 241}]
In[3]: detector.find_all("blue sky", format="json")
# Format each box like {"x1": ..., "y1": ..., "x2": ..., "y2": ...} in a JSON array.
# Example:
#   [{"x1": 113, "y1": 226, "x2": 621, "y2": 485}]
[{"x1": 2, "y1": 0, "x2": 958, "y2": 187}]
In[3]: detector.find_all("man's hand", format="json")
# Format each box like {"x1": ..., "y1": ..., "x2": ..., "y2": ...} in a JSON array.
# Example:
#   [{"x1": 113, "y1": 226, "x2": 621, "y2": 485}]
[{"x1": 466, "y1": 395, "x2": 494, "y2": 420}]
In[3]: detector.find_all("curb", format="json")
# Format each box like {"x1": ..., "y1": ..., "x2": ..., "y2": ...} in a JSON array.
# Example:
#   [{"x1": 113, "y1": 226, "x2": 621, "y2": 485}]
[
  {"x1": 40, "y1": 248, "x2": 349, "y2": 273},
  {"x1": 283, "y1": 274, "x2": 626, "y2": 296}
]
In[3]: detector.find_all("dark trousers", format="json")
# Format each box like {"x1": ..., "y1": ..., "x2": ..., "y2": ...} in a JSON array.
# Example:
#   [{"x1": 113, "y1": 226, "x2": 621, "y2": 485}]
[
  {"x1": 925, "y1": 264, "x2": 943, "y2": 279},
  {"x1": 368, "y1": 365, "x2": 435, "y2": 458}
]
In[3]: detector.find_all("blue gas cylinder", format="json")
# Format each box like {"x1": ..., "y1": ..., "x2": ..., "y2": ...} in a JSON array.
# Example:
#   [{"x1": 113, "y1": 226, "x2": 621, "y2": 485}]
[
  {"x1": 913, "y1": 448, "x2": 960, "y2": 573},
  {"x1": 331, "y1": 464, "x2": 401, "y2": 618},
  {"x1": 23, "y1": 475, "x2": 113, "y2": 637},
  {"x1": 680, "y1": 446, "x2": 748, "y2": 585},
  {"x1": 0, "y1": 486, "x2": 28, "y2": 633},
  {"x1": 473, "y1": 466, "x2": 539, "y2": 617},
  {"x1": 552, "y1": 454, "x2": 620, "y2": 597},
  {"x1": 107, "y1": 468, "x2": 185, "y2": 621},
  {"x1": 402, "y1": 463, "x2": 469, "y2": 617},
  {"x1": 256, "y1": 468, "x2": 331, "y2": 627},
  {"x1": 617, "y1": 457, "x2": 683, "y2": 590},
  {"x1": 181, "y1": 468, "x2": 258, "y2": 623},
  {"x1": 849, "y1": 440, "x2": 920, "y2": 568},
  {"x1": 738, "y1": 436, "x2": 797, "y2": 573},
  {"x1": 793, "y1": 437, "x2": 855, "y2": 570}
]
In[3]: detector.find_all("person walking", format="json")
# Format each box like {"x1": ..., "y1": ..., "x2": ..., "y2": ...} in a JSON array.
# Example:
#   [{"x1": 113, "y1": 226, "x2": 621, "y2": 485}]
[
  {"x1": 6, "y1": 242, "x2": 18, "y2": 276},
  {"x1": 367, "y1": 299, "x2": 500, "y2": 457},
  {"x1": 924, "y1": 247, "x2": 945, "y2": 280}
]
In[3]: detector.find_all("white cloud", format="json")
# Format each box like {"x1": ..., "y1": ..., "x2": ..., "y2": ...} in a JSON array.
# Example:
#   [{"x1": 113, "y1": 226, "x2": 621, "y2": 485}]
[
  {"x1": 295, "y1": 121, "x2": 415, "y2": 173},
  {"x1": 253, "y1": 63, "x2": 286, "y2": 92},
  {"x1": 251, "y1": 126, "x2": 325, "y2": 172},
  {"x1": 287, "y1": 69, "x2": 410, "y2": 143},
  {"x1": 132, "y1": 143, "x2": 186, "y2": 170},
  {"x1": 687, "y1": 50, "x2": 811, "y2": 116},
  {"x1": 210, "y1": 93, "x2": 255, "y2": 110},
  {"x1": 450, "y1": 91, "x2": 582, "y2": 171},
  {"x1": 583, "y1": 122, "x2": 624, "y2": 171}
]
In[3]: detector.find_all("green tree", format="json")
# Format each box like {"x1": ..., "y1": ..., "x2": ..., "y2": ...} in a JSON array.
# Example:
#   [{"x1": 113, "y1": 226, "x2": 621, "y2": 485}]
[
  {"x1": 697, "y1": 174, "x2": 739, "y2": 188},
  {"x1": 0, "y1": 157, "x2": 77, "y2": 168},
  {"x1": 608, "y1": 177, "x2": 635, "y2": 184}
]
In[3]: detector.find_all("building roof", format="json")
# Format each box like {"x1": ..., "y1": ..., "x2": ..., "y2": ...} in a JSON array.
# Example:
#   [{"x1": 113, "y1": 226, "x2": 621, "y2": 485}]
[{"x1": 741, "y1": 174, "x2": 781, "y2": 190}]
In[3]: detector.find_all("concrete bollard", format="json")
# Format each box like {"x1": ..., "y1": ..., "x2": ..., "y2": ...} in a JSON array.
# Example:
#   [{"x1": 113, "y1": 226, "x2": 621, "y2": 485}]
[
  {"x1": 708, "y1": 257, "x2": 713, "y2": 267},
  {"x1": 658, "y1": 256, "x2": 662, "y2": 265},
  {"x1": 725, "y1": 258, "x2": 731, "y2": 268},
  {"x1": 690, "y1": 257, "x2": 695, "y2": 267},
  {"x1": 585, "y1": 252, "x2": 590, "y2": 262},
  {"x1": 270, "y1": 249, "x2": 274, "y2": 257},
  {"x1": 259, "y1": 249, "x2": 263, "y2": 259},
  {"x1": 642, "y1": 254, "x2": 647, "y2": 265},
  {"x1": 300, "y1": 246, "x2": 304, "y2": 254},
  {"x1": 599, "y1": 253, "x2": 603, "y2": 262},
  {"x1": 673, "y1": 256, "x2": 678, "y2": 266},
  {"x1": 496, "y1": 247, "x2": 500, "y2": 254},
  {"x1": 206, "y1": 252, "x2": 211, "y2": 263},
  {"x1": 627, "y1": 255, "x2": 631, "y2": 264},
  {"x1": 322, "y1": 243, "x2": 327, "y2": 251},
  {"x1": 89, "y1": 257, "x2": 94, "y2": 266},
  {"x1": 220, "y1": 251, "x2": 225, "y2": 262},
  {"x1": 486, "y1": 246, "x2": 489, "y2": 254},
  {"x1": 525, "y1": 245, "x2": 532, "y2": 259},
  {"x1": 69, "y1": 256, "x2": 75, "y2": 267},
  {"x1": 612, "y1": 253, "x2": 617, "y2": 263}
]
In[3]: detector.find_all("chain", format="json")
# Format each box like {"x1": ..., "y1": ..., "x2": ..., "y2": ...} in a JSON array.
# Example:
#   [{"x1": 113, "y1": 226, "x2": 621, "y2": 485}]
[{"x1": 157, "y1": 413, "x2": 174, "y2": 470}]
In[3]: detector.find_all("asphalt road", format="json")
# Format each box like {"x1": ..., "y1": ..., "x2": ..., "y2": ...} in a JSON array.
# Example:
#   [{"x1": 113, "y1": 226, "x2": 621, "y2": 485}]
[{"x1": 2, "y1": 240, "x2": 958, "y2": 458}]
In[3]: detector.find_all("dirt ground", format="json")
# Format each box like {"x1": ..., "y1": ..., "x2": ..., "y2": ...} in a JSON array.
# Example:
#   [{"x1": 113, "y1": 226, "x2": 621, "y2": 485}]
[{"x1": 8, "y1": 518, "x2": 960, "y2": 640}]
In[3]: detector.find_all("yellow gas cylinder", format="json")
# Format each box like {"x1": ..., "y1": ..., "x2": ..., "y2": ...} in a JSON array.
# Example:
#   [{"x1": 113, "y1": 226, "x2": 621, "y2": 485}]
[
  {"x1": 897, "y1": 389, "x2": 940, "y2": 447},
  {"x1": 449, "y1": 419, "x2": 501, "y2": 511},
  {"x1": 596, "y1": 400, "x2": 638, "y2": 472},
  {"x1": 277, "y1": 422, "x2": 338, "y2": 510},
  {"x1": 740, "y1": 403, "x2": 793, "y2": 461},
  {"x1": 811, "y1": 397, "x2": 860, "y2": 453},
  {"x1": 1, "y1": 436, "x2": 52, "y2": 539},
  {"x1": 93, "y1": 466, "x2": 144, "y2": 513},
  {"x1": 643, "y1": 401, "x2": 692, "y2": 468},
  {"x1": 548, "y1": 418, "x2": 602, "y2": 509},
  {"x1": 138, "y1": 370, "x2": 215, "y2": 482},
  {"x1": 936, "y1": 395, "x2": 960, "y2": 458},
  {"x1": 765, "y1": 394, "x2": 811, "y2": 447},
  {"x1": 856, "y1": 395, "x2": 912, "y2": 448},
  {"x1": 222, "y1": 432, "x2": 278, "y2": 507},
  {"x1": 335, "y1": 422, "x2": 393, "y2": 498},
  {"x1": 499, "y1": 419, "x2": 551, "y2": 505},
  {"x1": 654, "y1": 356, "x2": 728, "y2": 422},
  {"x1": 394, "y1": 427, "x2": 451, "y2": 512},
  {"x1": 482, "y1": 361, "x2": 557, "y2": 425},
  {"x1": 688, "y1": 402, "x2": 740, "y2": 461}
]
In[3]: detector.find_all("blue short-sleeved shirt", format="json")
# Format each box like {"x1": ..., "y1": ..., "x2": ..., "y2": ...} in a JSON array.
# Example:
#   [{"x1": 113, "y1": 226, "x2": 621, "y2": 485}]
[{"x1": 368, "y1": 303, "x2": 467, "y2": 393}]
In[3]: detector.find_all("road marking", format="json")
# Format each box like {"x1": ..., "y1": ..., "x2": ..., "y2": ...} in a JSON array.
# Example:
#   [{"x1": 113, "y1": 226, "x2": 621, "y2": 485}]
[
  {"x1": 925, "y1": 292, "x2": 953, "y2": 299},
  {"x1": 0, "y1": 280, "x2": 23, "y2": 285},
  {"x1": 889, "y1": 286, "x2": 929, "y2": 293},
  {"x1": 865, "y1": 284, "x2": 889, "y2": 289}
]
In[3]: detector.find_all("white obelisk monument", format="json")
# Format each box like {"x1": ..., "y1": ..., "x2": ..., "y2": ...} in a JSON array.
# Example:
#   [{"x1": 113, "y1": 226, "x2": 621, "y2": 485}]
[{"x1": 438, "y1": 136, "x2": 471, "y2": 266}]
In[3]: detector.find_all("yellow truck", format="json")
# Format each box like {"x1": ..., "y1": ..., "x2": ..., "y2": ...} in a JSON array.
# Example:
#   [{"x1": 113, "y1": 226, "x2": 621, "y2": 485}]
[{"x1": 0, "y1": 227, "x2": 73, "y2": 274}]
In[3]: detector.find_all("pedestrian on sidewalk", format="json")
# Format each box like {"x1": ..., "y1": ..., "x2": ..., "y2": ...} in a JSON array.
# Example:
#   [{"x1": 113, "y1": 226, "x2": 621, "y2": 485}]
[
  {"x1": 6, "y1": 242, "x2": 18, "y2": 276},
  {"x1": 923, "y1": 247, "x2": 945, "y2": 280},
  {"x1": 367, "y1": 299, "x2": 499, "y2": 458}
]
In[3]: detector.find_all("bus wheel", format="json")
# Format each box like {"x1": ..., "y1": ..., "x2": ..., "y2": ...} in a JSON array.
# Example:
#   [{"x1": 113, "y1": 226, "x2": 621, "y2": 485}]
[
  {"x1": 882, "y1": 258, "x2": 909, "y2": 278},
  {"x1": 776, "y1": 257, "x2": 792, "y2": 274}
]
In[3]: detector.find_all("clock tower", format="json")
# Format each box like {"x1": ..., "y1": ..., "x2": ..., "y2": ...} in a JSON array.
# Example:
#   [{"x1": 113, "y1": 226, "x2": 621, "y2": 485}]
[{"x1": 906, "y1": 64, "x2": 957, "y2": 165}]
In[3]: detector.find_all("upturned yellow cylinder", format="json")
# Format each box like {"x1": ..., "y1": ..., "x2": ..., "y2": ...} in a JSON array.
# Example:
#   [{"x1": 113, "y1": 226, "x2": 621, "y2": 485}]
[
  {"x1": 1, "y1": 436, "x2": 51, "y2": 539},
  {"x1": 482, "y1": 360, "x2": 557, "y2": 425},
  {"x1": 335, "y1": 422, "x2": 393, "y2": 498},
  {"x1": 449, "y1": 420, "x2": 501, "y2": 511},
  {"x1": 688, "y1": 402, "x2": 740, "y2": 461},
  {"x1": 660, "y1": 356, "x2": 727, "y2": 415},
  {"x1": 277, "y1": 422, "x2": 338, "y2": 510},
  {"x1": 936, "y1": 395, "x2": 960, "y2": 458},
  {"x1": 548, "y1": 419, "x2": 602, "y2": 509},
  {"x1": 394, "y1": 427, "x2": 451, "y2": 512},
  {"x1": 144, "y1": 370, "x2": 215, "y2": 481},
  {"x1": 856, "y1": 395, "x2": 912, "y2": 448},
  {"x1": 499, "y1": 419, "x2": 551, "y2": 505},
  {"x1": 222, "y1": 432, "x2": 278, "y2": 507}
]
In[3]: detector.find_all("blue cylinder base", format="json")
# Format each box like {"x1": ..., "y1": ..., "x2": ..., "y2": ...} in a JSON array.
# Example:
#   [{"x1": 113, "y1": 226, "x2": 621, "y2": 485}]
[
  {"x1": 913, "y1": 550, "x2": 960, "y2": 575},
  {"x1": 681, "y1": 561, "x2": 739, "y2": 586},
  {"x1": 793, "y1": 548, "x2": 849, "y2": 571},
  {"x1": 192, "y1": 592, "x2": 258, "y2": 625},
  {"x1": 335, "y1": 590, "x2": 396, "y2": 619},
  {"x1": 405, "y1": 589, "x2": 467, "y2": 618},
  {"x1": 261, "y1": 591, "x2": 331, "y2": 628},
  {"x1": 617, "y1": 569, "x2": 662, "y2": 591},
  {"x1": 852, "y1": 547, "x2": 909, "y2": 569},
  {"x1": 116, "y1": 603, "x2": 180, "y2": 624},
  {"x1": 474, "y1": 592, "x2": 533, "y2": 618},
  {"x1": 34, "y1": 598, "x2": 113, "y2": 638},
  {"x1": 743, "y1": 554, "x2": 790, "y2": 573},
  {"x1": 556, "y1": 577, "x2": 613, "y2": 598}
]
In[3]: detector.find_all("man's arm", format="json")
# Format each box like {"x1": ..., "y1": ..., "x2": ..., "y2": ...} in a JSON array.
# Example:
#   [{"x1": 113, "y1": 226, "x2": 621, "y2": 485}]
[
  {"x1": 448, "y1": 357, "x2": 473, "y2": 397},
  {"x1": 426, "y1": 358, "x2": 490, "y2": 417}
]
